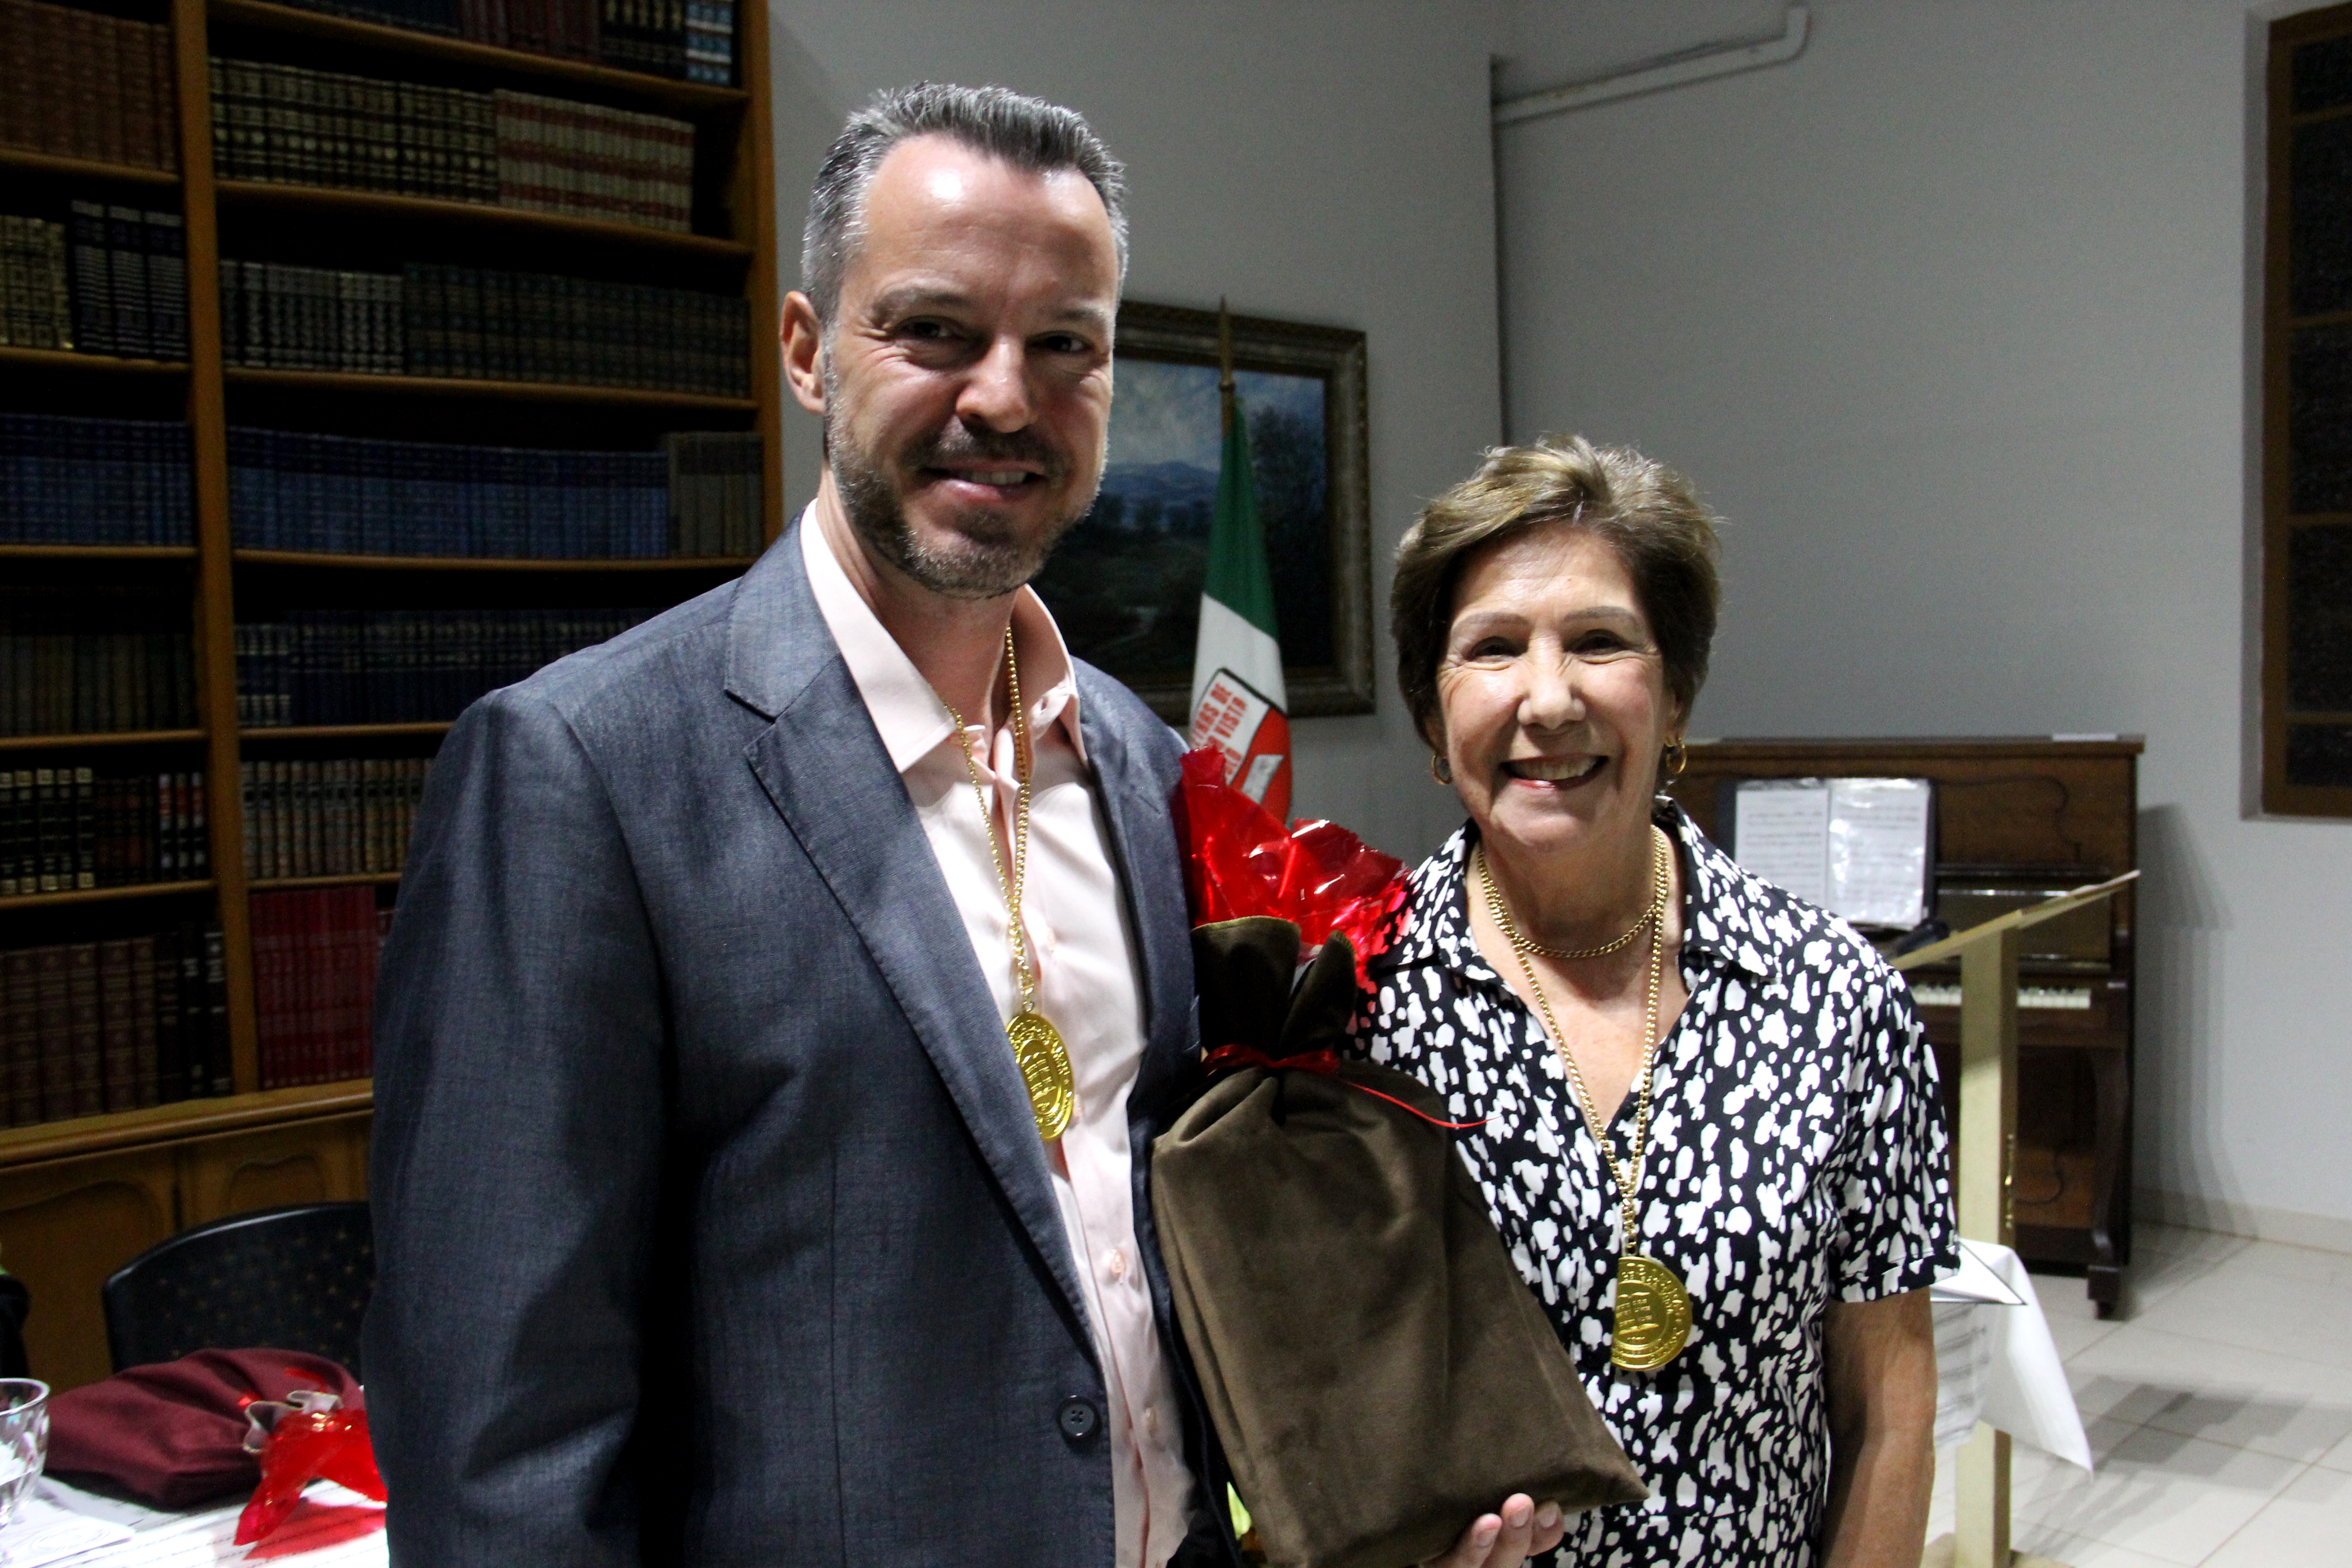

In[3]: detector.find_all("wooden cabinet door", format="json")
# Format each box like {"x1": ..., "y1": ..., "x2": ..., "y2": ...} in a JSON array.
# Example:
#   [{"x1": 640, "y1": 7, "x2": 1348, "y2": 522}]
[
  {"x1": 0, "y1": 1147, "x2": 180, "y2": 1393},
  {"x1": 177, "y1": 1113, "x2": 371, "y2": 1227}
]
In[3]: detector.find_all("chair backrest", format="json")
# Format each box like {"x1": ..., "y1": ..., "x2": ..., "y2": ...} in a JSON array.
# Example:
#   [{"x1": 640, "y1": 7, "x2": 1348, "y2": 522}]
[{"x1": 103, "y1": 1203, "x2": 372, "y2": 1376}]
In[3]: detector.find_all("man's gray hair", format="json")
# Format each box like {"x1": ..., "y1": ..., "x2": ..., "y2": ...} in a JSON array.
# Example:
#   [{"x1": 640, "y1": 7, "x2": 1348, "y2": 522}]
[{"x1": 800, "y1": 82, "x2": 1128, "y2": 325}]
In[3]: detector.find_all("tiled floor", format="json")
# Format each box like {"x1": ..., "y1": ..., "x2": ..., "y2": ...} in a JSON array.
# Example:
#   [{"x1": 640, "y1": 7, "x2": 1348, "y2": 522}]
[{"x1": 1926, "y1": 1224, "x2": 2352, "y2": 1567}]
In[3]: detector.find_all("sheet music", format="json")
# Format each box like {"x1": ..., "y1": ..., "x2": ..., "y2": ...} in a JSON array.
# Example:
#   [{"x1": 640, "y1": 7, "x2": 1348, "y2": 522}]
[
  {"x1": 1731, "y1": 781, "x2": 1831, "y2": 906},
  {"x1": 1826, "y1": 777, "x2": 1932, "y2": 929}
]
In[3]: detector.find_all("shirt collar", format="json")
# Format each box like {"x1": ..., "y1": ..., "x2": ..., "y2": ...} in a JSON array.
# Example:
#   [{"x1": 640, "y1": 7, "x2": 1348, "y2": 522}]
[
  {"x1": 798, "y1": 503, "x2": 1087, "y2": 774},
  {"x1": 1374, "y1": 799, "x2": 1775, "y2": 986}
]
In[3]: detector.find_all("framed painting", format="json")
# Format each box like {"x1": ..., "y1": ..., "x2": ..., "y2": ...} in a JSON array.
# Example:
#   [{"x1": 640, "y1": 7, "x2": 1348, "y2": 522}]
[{"x1": 1034, "y1": 301, "x2": 1373, "y2": 722}]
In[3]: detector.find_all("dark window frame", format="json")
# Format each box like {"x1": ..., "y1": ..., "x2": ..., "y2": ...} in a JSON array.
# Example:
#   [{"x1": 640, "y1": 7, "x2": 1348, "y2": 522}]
[{"x1": 2267, "y1": 5, "x2": 2352, "y2": 815}]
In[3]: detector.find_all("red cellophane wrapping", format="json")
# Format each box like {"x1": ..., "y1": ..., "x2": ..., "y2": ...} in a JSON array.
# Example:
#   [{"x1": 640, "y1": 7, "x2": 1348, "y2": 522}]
[
  {"x1": 235, "y1": 1392, "x2": 386, "y2": 1545},
  {"x1": 1176, "y1": 749, "x2": 1406, "y2": 978}
]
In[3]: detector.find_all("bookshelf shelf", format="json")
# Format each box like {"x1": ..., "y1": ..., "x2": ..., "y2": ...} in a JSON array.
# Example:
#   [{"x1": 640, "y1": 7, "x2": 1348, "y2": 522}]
[
  {"x1": 0, "y1": 1077, "x2": 373, "y2": 1170},
  {"x1": 0, "y1": 346, "x2": 188, "y2": 377},
  {"x1": 249, "y1": 871, "x2": 402, "y2": 891},
  {"x1": 0, "y1": 879, "x2": 216, "y2": 912},
  {"x1": 221, "y1": 367, "x2": 758, "y2": 409},
  {"x1": 207, "y1": 0, "x2": 753, "y2": 116},
  {"x1": 0, "y1": 544, "x2": 199, "y2": 561},
  {"x1": 240, "y1": 722, "x2": 454, "y2": 740},
  {"x1": 0, "y1": 146, "x2": 180, "y2": 187},
  {"x1": 0, "y1": 730, "x2": 207, "y2": 752},
  {"x1": 233, "y1": 548, "x2": 754, "y2": 572},
  {"x1": 215, "y1": 181, "x2": 756, "y2": 260}
]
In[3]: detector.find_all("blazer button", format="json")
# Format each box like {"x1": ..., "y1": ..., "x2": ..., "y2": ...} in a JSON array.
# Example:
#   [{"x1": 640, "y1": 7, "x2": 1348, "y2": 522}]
[{"x1": 1058, "y1": 1395, "x2": 1101, "y2": 1444}]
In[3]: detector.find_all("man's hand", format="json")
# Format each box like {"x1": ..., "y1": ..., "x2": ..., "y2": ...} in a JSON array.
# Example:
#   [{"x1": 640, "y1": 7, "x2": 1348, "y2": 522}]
[{"x1": 1417, "y1": 1494, "x2": 1565, "y2": 1568}]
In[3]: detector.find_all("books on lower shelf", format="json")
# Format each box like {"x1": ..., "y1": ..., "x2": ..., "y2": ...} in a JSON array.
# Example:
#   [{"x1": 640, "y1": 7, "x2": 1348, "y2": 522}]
[
  {"x1": 242, "y1": 756, "x2": 429, "y2": 880},
  {"x1": 250, "y1": 886, "x2": 382, "y2": 1089},
  {"x1": 1, "y1": 586, "x2": 200, "y2": 736},
  {"x1": 0, "y1": 765, "x2": 208, "y2": 897},
  {"x1": 210, "y1": 58, "x2": 696, "y2": 233},
  {"x1": 0, "y1": 412, "x2": 195, "y2": 545},
  {"x1": 0, "y1": 0, "x2": 179, "y2": 173},
  {"x1": 228, "y1": 426, "x2": 756, "y2": 558},
  {"x1": 235, "y1": 606, "x2": 654, "y2": 725},
  {"x1": 218, "y1": 258, "x2": 750, "y2": 394},
  {"x1": 3, "y1": 206, "x2": 187, "y2": 360},
  {"x1": 0, "y1": 923, "x2": 233, "y2": 1127}
]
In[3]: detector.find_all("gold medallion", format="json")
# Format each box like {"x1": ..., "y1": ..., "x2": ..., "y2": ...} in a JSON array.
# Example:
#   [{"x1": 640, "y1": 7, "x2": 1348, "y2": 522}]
[
  {"x1": 1611, "y1": 1253, "x2": 1692, "y2": 1371},
  {"x1": 1008, "y1": 1008, "x2": 1076, "y2": 1142}
]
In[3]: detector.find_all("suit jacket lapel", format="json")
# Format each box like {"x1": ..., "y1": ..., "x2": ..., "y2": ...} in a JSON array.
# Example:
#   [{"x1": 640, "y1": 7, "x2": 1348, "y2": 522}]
[
  {"x1": 1076, "y1": 684, "x2": 1194, "y2": 1088},
  {"x1": 727, "y1": 530, "x2": 1094, "y2": 1348}
]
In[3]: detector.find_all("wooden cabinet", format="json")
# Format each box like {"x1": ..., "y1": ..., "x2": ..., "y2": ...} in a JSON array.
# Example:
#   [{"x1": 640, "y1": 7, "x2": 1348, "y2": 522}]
[
  {"x1": 0, "y1": 1085, "x2": 368, "y2": 1391},
  {"x1": 1667, "y1": 737, "x2": 2141, "y2": 1316}
]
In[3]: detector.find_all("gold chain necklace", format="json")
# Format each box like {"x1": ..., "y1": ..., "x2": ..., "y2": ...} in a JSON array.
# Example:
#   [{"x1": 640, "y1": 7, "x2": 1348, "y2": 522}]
[
  {"x1": 1478, "y1": 823, "x2": 1691, "y2": 1371},
  {"x1": 941, "y1": 625, "x2": 1077, "y2": 1142}
]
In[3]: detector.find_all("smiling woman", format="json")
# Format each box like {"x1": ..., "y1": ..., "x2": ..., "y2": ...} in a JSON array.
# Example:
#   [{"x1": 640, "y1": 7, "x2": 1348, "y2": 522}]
[{"x1": 1352, "y1": 436, "x2": 1956, "y2": 1568}]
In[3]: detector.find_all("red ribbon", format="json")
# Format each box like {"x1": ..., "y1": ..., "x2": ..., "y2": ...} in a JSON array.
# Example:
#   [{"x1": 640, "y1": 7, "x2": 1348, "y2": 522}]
[{"x1": 1200, "y1": 1044, "x2": 1487, "y2": 1130}]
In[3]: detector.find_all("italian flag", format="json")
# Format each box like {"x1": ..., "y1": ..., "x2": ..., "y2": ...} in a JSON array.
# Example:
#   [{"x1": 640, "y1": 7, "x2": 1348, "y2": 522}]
[{"x1": 1188, "y1": 397, "x2": 1293, "y2": 823}]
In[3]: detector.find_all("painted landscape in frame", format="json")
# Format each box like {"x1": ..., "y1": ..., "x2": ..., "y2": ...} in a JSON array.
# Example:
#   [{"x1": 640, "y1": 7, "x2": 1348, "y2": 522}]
[{"x1": 1033, "y1": 302, "x2": 1372, "y2": 722}]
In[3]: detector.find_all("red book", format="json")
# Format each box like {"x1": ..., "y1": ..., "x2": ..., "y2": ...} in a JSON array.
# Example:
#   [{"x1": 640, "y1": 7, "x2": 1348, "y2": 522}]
[
  {"x1": 252, "y1": 891, "x2": 284, "y2": 1089},
  {"x1": 65, "y1": 941, "x2": 102, "y2": 1118},
  {"x1": 34, "y1": 945, "x2": 71, "y2": 1121},
  {"x1": 1, "y1": 949, "x2": 37, "y2": 1127}
]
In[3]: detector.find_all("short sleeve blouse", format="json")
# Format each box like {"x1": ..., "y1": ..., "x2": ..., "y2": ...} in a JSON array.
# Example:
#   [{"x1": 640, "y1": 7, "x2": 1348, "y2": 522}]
[{"x1": 1353, "y1": 802, "x2": 1955, "y2": 1567}]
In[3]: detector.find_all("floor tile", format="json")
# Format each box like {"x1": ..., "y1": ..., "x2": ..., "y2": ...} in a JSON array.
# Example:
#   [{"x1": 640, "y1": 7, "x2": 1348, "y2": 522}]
[
  {"x1": 2127, "y1": 1264, "x2": 2352, "y2": 1370},
  {"x1": 2060, "y1": 1325, "x2": 2352, "y2": 1463},
  {"x1": 2201, "y1": 1463, "x2": 2352, "y2": 1567},
  {"x1": 2008, "y1": 1521, "x2": 2199, "y2": 1568},
  {"x1": 2219, "y1": 1238, "x2": 2352, "y2": 1289},
  {"x1": 2011, "y1": 1421, "x2": 2304, "y2": 1563}
]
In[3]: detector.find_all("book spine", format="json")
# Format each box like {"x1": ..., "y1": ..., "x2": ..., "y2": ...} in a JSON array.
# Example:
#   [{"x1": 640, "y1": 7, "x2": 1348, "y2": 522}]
[
  {"x1": 66, "y1": 200, "x2": 115, "y2": 357},
  {"x1": 65, "y1": 941, "x2": 101, "y2": 1117},
  {"x1": 98, "y1": 938, "x2": 134, "y2": 1112}
]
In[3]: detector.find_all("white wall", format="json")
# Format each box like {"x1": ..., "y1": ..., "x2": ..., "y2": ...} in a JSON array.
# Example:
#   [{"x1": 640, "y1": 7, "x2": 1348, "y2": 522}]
[
  {"x1": 765, "y1": 0, "x2": 1506, "y2": 855},
  {"x1": 1496, "y1": 0, "x2": 2352, "y2": 1238}
]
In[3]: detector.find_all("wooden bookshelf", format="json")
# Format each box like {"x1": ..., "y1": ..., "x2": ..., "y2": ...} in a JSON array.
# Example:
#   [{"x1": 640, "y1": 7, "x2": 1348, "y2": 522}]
[
  {"x1": 2, "y1": 0, "x2": 784, "y2": 1390},
  {"x1": 235, "y1": 548, "x2": 755, "y2": 571},
  {"x1": 0, "y1": 879, "x2": 216, "y2": 911},
  {"x1": 221, "y1": 367, "x2": 760, "y2": 409},
  {"x1": 0, "y1": 730, "x2": 207, "y2": 752},
  {"x1": 0, "y1": 147, "x2": 179, "y2": 187},
  {"x1": 209, "y1": 0, "x2": 751, "y2": 115},
  {"x1": 0, "y1": 346, "x2": 187, "y2": 376},
  {"x1": 216, "y1": 181, "x2": 758, "y2": 260}
]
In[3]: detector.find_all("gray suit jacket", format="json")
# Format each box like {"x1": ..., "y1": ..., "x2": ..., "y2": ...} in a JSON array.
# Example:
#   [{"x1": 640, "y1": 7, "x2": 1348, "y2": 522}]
[{"x1": 364, "y1": 524, "x2": 1227, "y2": 1567}]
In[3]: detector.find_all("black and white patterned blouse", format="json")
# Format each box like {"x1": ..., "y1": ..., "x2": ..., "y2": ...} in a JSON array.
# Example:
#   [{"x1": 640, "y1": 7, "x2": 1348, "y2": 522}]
[{"x1": 1354, "y1": 801, "x2": 1955, "y2": 1567}]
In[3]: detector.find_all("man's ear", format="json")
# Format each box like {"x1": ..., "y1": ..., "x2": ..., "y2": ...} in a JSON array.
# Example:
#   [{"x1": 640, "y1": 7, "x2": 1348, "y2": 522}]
[{"x1": 781, "y1": 291, "x2": 828, "y2": 416}]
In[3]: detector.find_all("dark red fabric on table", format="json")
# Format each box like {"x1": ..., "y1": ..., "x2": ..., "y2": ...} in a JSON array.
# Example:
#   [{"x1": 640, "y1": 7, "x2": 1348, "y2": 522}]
[{"x1": 48, "y1": 1348, "x2": 363, "y2": 1508}]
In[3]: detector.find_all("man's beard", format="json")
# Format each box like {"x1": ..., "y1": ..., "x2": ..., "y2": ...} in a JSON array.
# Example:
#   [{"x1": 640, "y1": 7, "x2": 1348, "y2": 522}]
[{"x1": 827, "y1": 402, "x2": 1099, "y2": 601}]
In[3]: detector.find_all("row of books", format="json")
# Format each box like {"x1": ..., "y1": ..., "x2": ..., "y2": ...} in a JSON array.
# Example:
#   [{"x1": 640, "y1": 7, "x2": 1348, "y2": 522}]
[
  {"x1": 0, "y1": 926, "x2": 234, "y2": 1129},
  {"x1": 209, "y1": 57, "x2": 498, "y2": 207},
  {"x1": 0, "y1": 0, "x2": 179, "y2": 173},
  {"x1": 495, "y1": 87, "x2": 695, "y2": 234},
  {"x1": 0, "y1": 206, "x2": 191, "y2": 361},
  {"x1": 234, "y1": 607, "x2": 652, "y2": 726},
  {"x1": 662, "y1": 431, "x2": 764, "y2": 558},
  {"x1": 2, "y1": 584, "x2": 200, "y2": 738},
  {"x1": 230, "y1": 427, "x2": 670, "y2": 559},
  {"x1": 260, "y1": 0, "x2": 724, "y2": 84},
  {"x1": 217, "y1": 259, "x2": 750, "y2": 394},
  {"x1": 243, "y1": 756, "x2": 430, "y2": 882},
  {"x1": 0, "y1": 413, "x2": 194, "y2": 546},
  {"x1": 253, "y1": 887, "x2": 384, "y2": 1089},
  {"x1": 1, "y1": 767, "x2": 209, "y2": 899}
]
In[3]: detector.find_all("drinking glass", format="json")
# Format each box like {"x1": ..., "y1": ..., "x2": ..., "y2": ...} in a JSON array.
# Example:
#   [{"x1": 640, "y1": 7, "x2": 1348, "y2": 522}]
[{"x1": 0, "y1": 1379, "x2": 49, "y2": 1529}]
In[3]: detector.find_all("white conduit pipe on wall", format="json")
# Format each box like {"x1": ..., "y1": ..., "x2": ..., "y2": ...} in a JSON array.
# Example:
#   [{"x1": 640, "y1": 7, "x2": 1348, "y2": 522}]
[{"x1": 1492, "y1": 4, "x2": 1811, "y2": 126}]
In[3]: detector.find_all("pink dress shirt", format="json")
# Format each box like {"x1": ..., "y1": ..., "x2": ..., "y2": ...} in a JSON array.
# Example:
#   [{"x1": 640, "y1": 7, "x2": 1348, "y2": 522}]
[{"x1": 800, "y1": 511, "x2": 1197, "y2": 1567}]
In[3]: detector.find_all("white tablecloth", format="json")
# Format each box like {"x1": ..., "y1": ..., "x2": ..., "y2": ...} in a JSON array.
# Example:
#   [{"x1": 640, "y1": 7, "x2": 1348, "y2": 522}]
[{"x1": 0, "y1": 1480, "x2": 384, "y2": 1568}]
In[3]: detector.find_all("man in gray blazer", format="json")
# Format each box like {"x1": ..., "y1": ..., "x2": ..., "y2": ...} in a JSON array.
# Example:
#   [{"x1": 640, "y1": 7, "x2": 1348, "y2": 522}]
[{"x1": 364, "y1": 84, "x2": 1234, "y2": 1568}]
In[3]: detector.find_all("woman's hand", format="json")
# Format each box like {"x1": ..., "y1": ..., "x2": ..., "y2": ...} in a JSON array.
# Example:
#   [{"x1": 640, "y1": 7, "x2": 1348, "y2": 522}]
[{"x1": 1417, "y1": 1494, "x2": 1565, "y2": 1568}]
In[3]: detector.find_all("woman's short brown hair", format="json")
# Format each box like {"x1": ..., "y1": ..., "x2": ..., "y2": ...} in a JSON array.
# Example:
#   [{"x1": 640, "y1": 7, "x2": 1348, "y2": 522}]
[{"x1": 1392, "y1": 434, "x2": 1722, "y2": 749}]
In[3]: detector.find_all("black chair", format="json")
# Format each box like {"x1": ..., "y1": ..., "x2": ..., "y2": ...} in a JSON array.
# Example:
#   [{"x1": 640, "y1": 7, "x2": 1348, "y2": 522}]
[{"x1": 103, "y1": 1202, "x2": 372, "y2": 1376}]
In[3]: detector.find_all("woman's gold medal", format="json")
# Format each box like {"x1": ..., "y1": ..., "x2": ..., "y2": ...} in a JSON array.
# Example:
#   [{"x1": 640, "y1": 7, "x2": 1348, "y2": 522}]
[
  {"x1": 1611, "y1": 1253, "x2": 1692, "y2": 1371},
  {"x1": 1008, "y1": 1009, "x2": 1075, "y2": 1141}
]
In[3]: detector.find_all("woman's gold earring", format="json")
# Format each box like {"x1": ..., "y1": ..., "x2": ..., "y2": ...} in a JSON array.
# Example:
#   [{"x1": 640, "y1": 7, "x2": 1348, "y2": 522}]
[
  {"x1": 1430, "y1": 752, "x2": 1453, "y2": 785},
  {"x1": 1661, "y1": 741, "x2": 1688, "y2": 783}
]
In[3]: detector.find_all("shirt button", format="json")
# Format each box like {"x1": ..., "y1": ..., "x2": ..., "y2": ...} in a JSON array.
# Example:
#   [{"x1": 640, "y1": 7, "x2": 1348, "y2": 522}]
[
  {"x1": 1143, "y1": 1407, "x2": 1160, "y2": 1437},
  {"x1": 1058, "y1": 1395, "x2": 1100, "y2": 1444},
  {"x1": 1103, "y1": 1247, "x2": 1128, "y2": 1282}
]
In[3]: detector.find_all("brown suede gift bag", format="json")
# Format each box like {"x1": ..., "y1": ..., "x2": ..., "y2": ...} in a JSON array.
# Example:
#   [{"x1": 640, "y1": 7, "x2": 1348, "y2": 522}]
[{"x1": 1153, "y1": 917, "x2": 1646, "y2": 1568}]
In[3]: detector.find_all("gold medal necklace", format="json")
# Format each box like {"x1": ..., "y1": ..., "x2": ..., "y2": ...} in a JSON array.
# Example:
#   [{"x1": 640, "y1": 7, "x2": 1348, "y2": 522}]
[
  {"x1": 942, "y1": 625, "x2": 1078, "y2": 1142},
  {"x1": 1478, "y1": 823, "x2": 1691, "y2": 1371}
]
